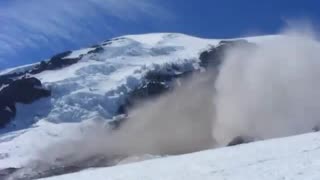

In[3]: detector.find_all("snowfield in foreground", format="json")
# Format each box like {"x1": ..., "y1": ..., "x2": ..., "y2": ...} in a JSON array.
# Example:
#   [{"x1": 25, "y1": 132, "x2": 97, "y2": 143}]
[{"x1": 43, "y1": 132, "x2": 320, "y2": 180}]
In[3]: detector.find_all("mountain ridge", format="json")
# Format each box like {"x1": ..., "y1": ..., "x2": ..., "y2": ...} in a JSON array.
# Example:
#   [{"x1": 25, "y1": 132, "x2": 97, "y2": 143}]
[{"x1": 0, "y1": 33, "x2": 288, "y2": 179}]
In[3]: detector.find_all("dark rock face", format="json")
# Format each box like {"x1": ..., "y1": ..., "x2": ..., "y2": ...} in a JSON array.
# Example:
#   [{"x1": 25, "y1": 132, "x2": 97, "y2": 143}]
[
  {"x1": 0, "y1": 45, "x2": 106, "y2": 129},
  {"x1": 227, "y1": 136, "x2": 254, "y2": 146},
  {"x1": 199, "y1": 40, "x2": 256, "y2": 68},
  {"x1": 88, "y1": 46, "x2": 104, "y2": 54},
  {"x1": 0, "y1": 167, "x2": 20, "y2": 179},
  {"x1": 0, "y1": 49, "x2": 89, "y2": 128},
  {"x1": 30, "y1": 51, "x2": 80, "y2": 74},
  {"x1": 130, "y1": 71, "x2": 172, "y2": 99},
  {"x1": 117, "y1": 63, "x2": 194, "y2": 116},
  {"x1": 0, "y1": 107, "x2": 15, "y2": 128},
  {"x1": 116, "y1": 40, "x2": 255, "y2": 118},
  {"x1": 0, "y1": 50, "x2": 79, "y2": 128},
  {"x1": 0, "y1": 72, "x2": 24, "y2": 87},
  {"x1": 0, "y1": 77, "x2": 51, "y2": 128},
  {"x1": 0, "y1": 50, "x2": 80, "y2": 86},
  {"x1": 1, "y1": 78, "x2": 51, "y2": 103}
]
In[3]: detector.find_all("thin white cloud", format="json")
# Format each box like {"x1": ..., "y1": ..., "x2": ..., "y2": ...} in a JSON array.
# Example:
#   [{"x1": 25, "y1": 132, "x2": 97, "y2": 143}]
[{"x1": 0, "y1": 0, "x2": 172, "y2": 65}]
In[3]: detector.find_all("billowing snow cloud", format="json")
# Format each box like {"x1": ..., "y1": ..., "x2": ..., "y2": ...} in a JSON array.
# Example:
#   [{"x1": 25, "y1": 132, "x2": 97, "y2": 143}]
[{"x1": 213, "y1": 27, "x2": 320, "y2": 145}]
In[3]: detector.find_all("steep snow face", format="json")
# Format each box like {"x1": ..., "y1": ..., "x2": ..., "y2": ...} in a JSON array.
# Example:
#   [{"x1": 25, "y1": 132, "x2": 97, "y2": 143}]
[
  {"x1": 0, "y1": 33, "x2": 278, "y2": 134},
  {"x1": 43, "y1": 132, "x2": 320, "y2": 180},
  {"x1": 1, "y1": 33, "x2": 218, "y2": 130},
  {"x1": 36, "y1": 34, "x2": 216, "y2": 122},
  {"x1": 0, "y1": 33, "x2": 222, "y2": 169},
  {"x1": 0, "y1": 33, "x2": 284, "y2": 177}
]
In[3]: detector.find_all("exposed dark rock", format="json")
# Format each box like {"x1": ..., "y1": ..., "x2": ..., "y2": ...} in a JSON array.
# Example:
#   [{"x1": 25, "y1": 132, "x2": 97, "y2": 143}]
[
  {"x1": 0, "y1": 51, "x2": 76, "y2": 84},
  {"x1": 29, "y1": 61, "x2": 48, "y2": 74},
  {"x1": 102, "y1": 40, "x2": 112, "y2": 46},
  {"x1": 47, "y1": 57, "x2": 80, "y2": 70},
  {"x1": 115, "y1": 41, "x2": 253, "y2": 118},
  {"x1": 90, "y1": 44, "x2": 101, "y2": 48},
  {"x1": 51, "y1": 51, "x2": 72, "y2": 60},
  {"x1": 112, "y1": 37, "x2": 125, "y2": 41},
  {"x1": 128, "y1": 64, "x2": 190, "y2": 103},
  {"x1": 131, "y1": 81, "x2": 170, "y2": 99},
  {"x1": 227, "y1": 136, "x2": 254, "y2": 146},
  {"x1": 145, "y1": 71, "x2": 176, "y2": 82},
  {"x1": 124, "y1": 41, "x2": 253, "y2": 110},
  {"x1": 116, "y1": 104, "x2": 129, "y2": 116},
  {"x1": 0, "y1": 72, "x2": 24, "y2": 87},
  {"x1": 0, "y1": 105, "x2": 15, "y2": 128},
  {"x1": 29, "y1": 51, "x2": 81, "y2": 75},
  {"x1": 0, "y1": 167, "x2": 20, "y2": 179},
  {"x1": 219, "y1": 39, "x2": 249, "y2": 45},
  {"x1": 199, "y1": 39, "x2": 256, "y2": 68},
  {"x1": 0, "y1": 77, "x2": 51, "y2": 104},
  {"x1": 88, "y1": 47, "x2": 104, "y2": 54},
  {"x1": 114, "y1": 63, "x2": 195, "y2": 123},
  {"x1": 0, "y1": 77, "x2": 51, "y2": 128}
]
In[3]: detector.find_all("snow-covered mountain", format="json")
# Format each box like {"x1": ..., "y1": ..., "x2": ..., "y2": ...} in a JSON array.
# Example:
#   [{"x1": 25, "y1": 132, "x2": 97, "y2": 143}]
[
  {"x1": 0, "y1": 33, "x2": 218, "y2": 130},
  {"x1": 1, "y1": 32, "x2": 320, "y2": 179},
  {"x1": 0, "y1": 33, "x2": 275, "y2": 131}
]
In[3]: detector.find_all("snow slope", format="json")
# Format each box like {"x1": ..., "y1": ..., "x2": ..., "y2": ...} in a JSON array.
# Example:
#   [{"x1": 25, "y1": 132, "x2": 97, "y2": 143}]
[
  {"x1": 1, "y1": 33, "x2": 279, "y2": 130},
  {"x1": 44, "y1": 132, "x2": 320, "y2": 180},
  {"x1": 3, "y1": 33, "x2": 218, "y2": 128},
  {"x1": 0, "y1": 33, "x2": 218, "y2": 167},
  {"x1": 0, "y1": 33, "x2": 282, "y2": 176}
]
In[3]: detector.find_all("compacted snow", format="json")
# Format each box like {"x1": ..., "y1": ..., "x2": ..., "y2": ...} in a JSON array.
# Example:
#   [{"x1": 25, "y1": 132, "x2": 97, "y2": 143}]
[{"x1": 43, "y1": 132, "x2": 320, "y2": 180}]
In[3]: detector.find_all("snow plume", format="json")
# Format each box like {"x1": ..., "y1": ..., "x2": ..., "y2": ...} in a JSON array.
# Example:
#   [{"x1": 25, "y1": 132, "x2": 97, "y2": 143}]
[
  {"x1": 24, "y1": 71, "x2": 217, "y2": 176},
  {"x1": 213, "y1": 26, "x2": 320, "y2": 145}
]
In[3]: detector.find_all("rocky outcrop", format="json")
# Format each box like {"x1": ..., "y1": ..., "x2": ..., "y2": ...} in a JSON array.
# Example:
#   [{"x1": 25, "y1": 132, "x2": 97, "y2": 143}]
[
  {"x1": 199, "y1": 39, "x2": 256, "y2": 68},
  {"x1": 88, "y1": 46, "x2": 104, "y2": 54},
  {"x1": 0, "y1": 167, "x2": 20, "y2": 180},
  {"x1": 0, "y1": 51, "x2": 78, "y2": 88},
  {"x1": 0, "y1": 77, "x2": 51, "y2": 127},
  {"x1": 30, "y1": 51, "x2": 79, "y2": 74},
  {"x1": 116, "y1": 63, "x2": 194, "y2": 116},
  {"x1": 0, "y1": 51, "x2": 76, "y2": 127},
  {"x1": 0, "y1": 45, "x2": 108, "y2": 129},
  {"x1": 227, "y1": 136, "x2": 255, "y2": 146},
  {"x1": 116, "y1": 40, "x2": 256, "y2": 118}
]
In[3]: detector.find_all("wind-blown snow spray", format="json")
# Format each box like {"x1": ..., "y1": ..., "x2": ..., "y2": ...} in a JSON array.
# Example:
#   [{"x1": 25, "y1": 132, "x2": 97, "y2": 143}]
[
  {"x1": 213, "y1": 28, "x2": 320, "y2": 145},
  {"x1": 32, "y1": 72, "x2": 217, "y2": 168}
]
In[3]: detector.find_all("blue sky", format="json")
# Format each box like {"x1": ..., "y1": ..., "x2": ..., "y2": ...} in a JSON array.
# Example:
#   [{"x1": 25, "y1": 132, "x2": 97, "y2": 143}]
[{"x1": 0, "y1": 0, "x2": 319, "y2": 69}]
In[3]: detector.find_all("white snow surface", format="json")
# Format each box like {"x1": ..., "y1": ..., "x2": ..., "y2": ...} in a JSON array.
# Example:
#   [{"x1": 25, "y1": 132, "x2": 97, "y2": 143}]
[
  {"x1": 1, "y1": 33, "x2": 219, "y2": 131},
  {"x1": 0, "y1": 33, "x2": 282, "y2": 172},
  {"x1": 43, "y1": 132, "x2": 320, "y2": 180}
]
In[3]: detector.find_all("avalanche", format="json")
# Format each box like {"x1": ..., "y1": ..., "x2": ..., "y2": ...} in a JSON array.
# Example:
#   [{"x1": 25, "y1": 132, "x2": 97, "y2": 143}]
[
  {"x1": 42, "y1": 132, "x2": 320, "y2": 180},
  {"x1": 1, "y1": 31, "x2": 320, "y2": 179}
]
